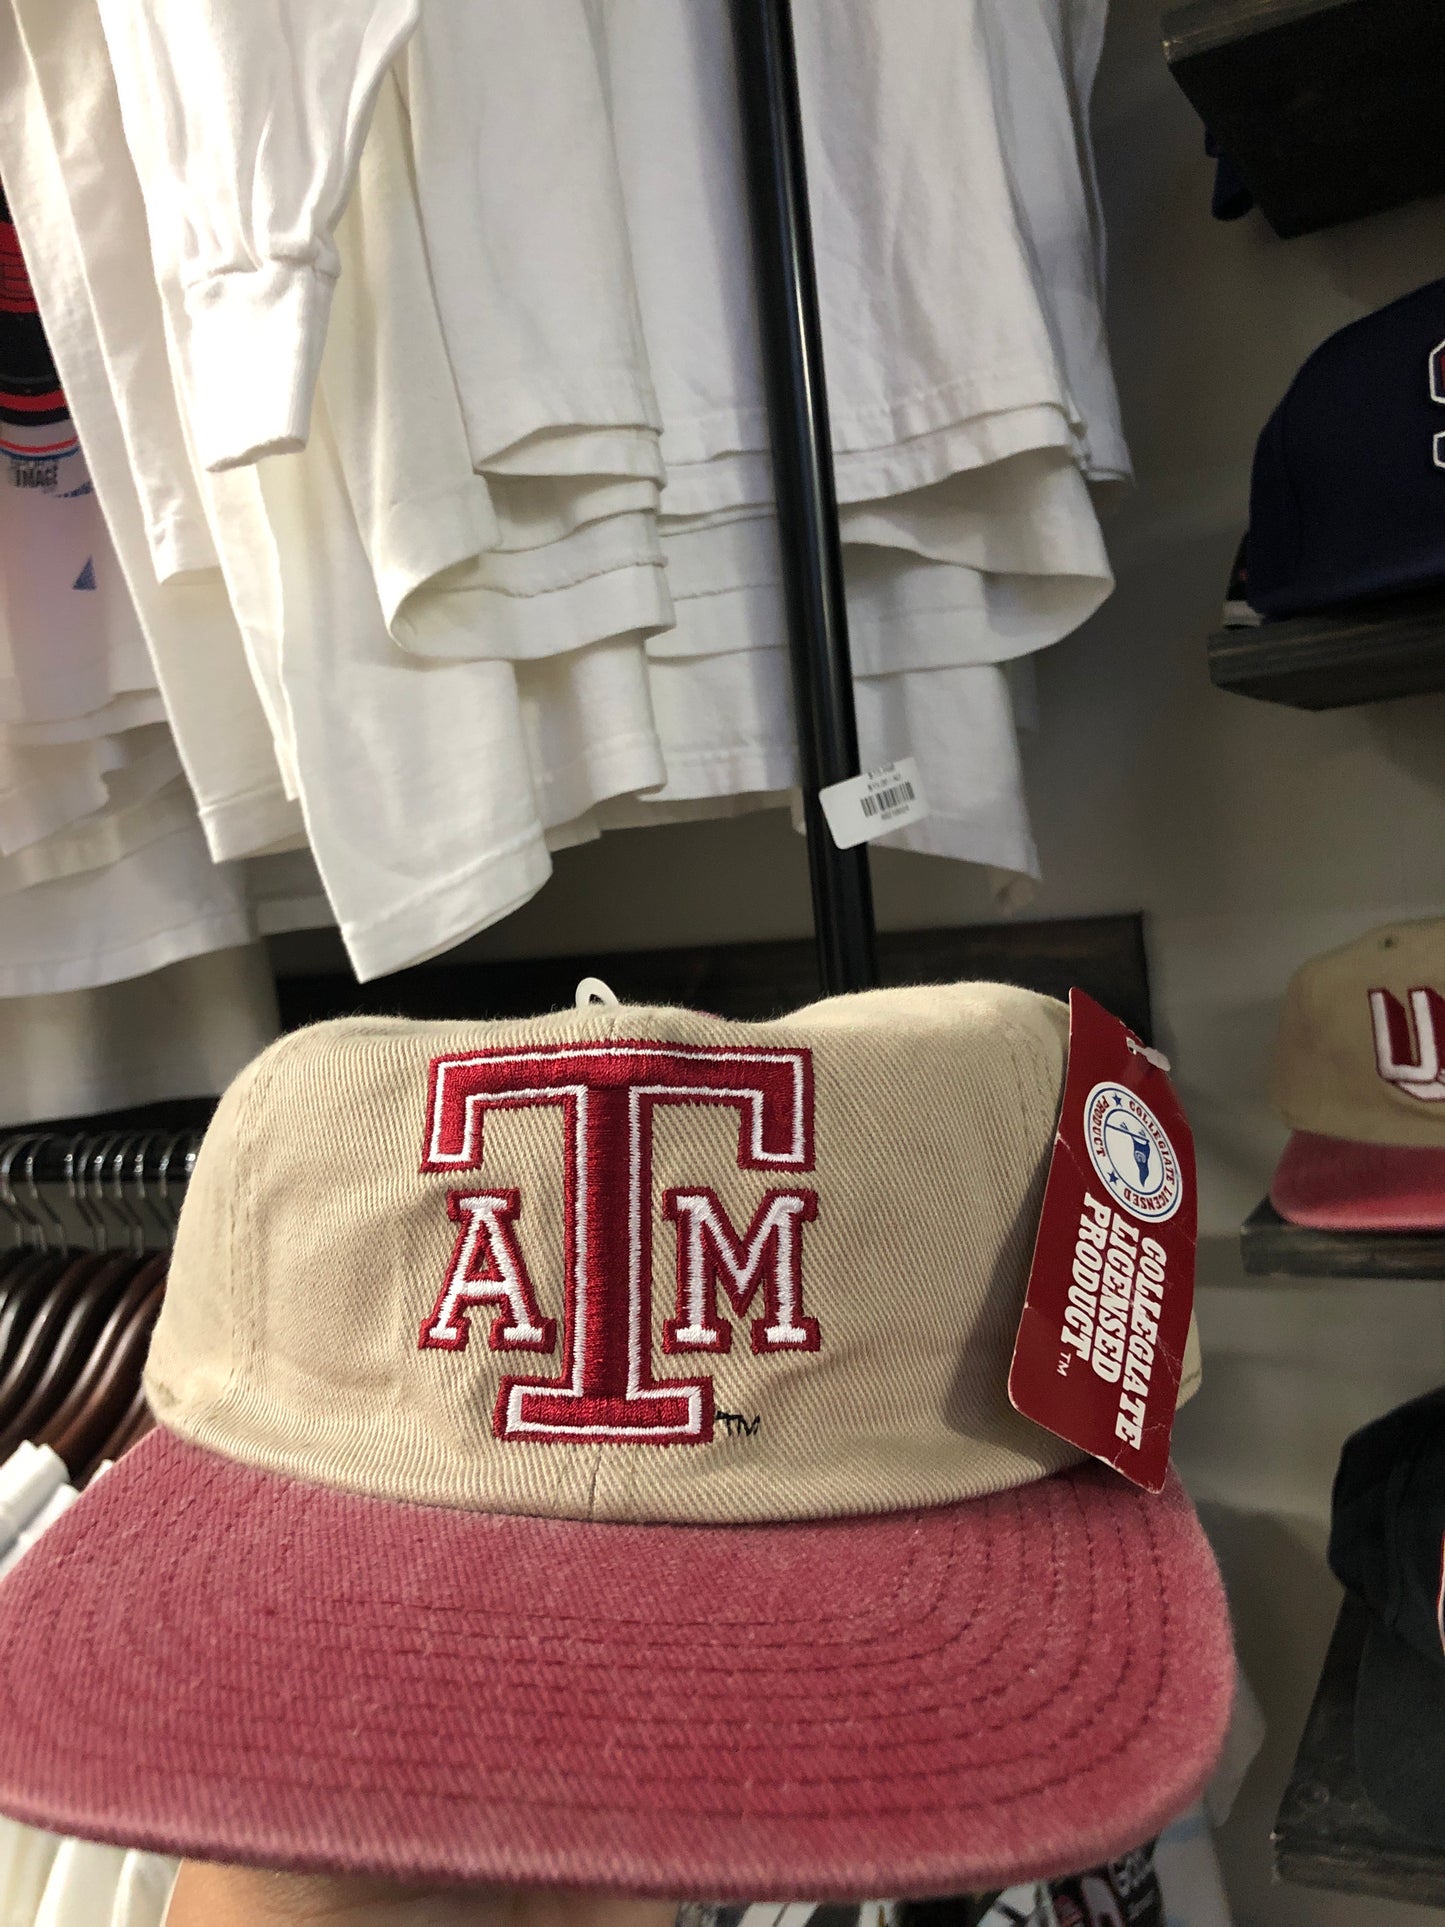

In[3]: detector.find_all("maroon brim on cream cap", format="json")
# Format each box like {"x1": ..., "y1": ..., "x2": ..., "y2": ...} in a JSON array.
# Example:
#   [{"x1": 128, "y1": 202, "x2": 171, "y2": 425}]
[
  {"x1": 0, "y1": 990, "x2": 1233, "y2": 1895},
  {"x1": 1271, "y1": 1128, "x2": 1445, "y2": 1231},
  {"x1": 1269, "y1": 920, "x2": 1445, "y2": 1229},
  {"x1": 0, "y1": 1432, "x2": 1228, "y2": 1898}
]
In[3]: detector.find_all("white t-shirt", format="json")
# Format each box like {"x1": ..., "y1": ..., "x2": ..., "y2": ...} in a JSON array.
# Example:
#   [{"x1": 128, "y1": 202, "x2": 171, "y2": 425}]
[
  {"x1": 33, "y1": 1838, "x2": 128, "y2": 1926},
  {"x1": 104, "y1": 41, "x2": 675, "y2": 671},
  {"x1": 312, "y1": 66, "x2": 500, "y2": 648},
  {"x1": 630, "y1": 648, "x2": 797, "y2": 805},
  {"x1": 605, "y1": 0, "x2": 1081, "y2": 497},
  {"x1": 4, "y1": 692, "x2": 166, "y2": 752},
  {"x1": 284, "y1": 66, "x2": 671, "y2": 666},
  {"x1": 607, "y1": 0, "x2": 1114, "y2": 691},
  {"x1": 9, "y1": 0, "x2": 214, "y2": 584},
  {"x1": 654, "y1": 455, "x2": 1112, "y2": 672},
  {"x1": 94, "y1": 0, "x2": 678, "y2": 691},
  {"x1": 0, "y1": 167, "x2": 162, "y2": 762},
  {"x1": 0, "y1": 737, "x2": 101, "y2": 857},
  {"x1": 978, "y1": 0, "x2": 1128, "y2": 484},
  {"x1": 0, "y1": 780, "x2": 196, "y2": 896},
  {"x1": 797, "y1": 0, "x2": 1119, "y2": 492},
  {"x1": 0, "y1": 942, "x2": 279, "y2": 1123},
  {"x1": 309, "y1": 67, "x2": 672, "y2": 662},
  {"x1": 0, "y1": 724, "x2": 180, "y2": 858},
  {"x1": 0, "y1": 817, "x2": 256, "y2": 998},
  {"x1": 614, "y1": 643, "x2": 1040, "y2": 881},
  {"x1": 249, "y1": 395, "x2": 672, "y2": 978},
  {"x1": 92, "y1": 0, "x2": 421, "y2": 473},
  {"x1": 0, "y1": 408, "x2": 158, "y2": 740},
  {"x1": 0, "y1": 1818, "x2": 58, "y2": 1922},
  {"x1": 405, "y1": 0, "x2": 661, "y2": 468},
  {"x1": 854, "y1": 662, "x2": 1039, "y2": 876},
  {"x1": 111, "y1": 1852, "x2": 179, "y2": 1927},
  {"x1": 0, "y1": 3, "x2": 302, "y2": 864}
]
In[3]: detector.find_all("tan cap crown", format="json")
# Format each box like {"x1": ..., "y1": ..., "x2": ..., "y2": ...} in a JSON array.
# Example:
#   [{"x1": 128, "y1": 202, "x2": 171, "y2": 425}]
[
  {"x1": 1272, "y1": 920, "x2": 1445, "y2": 1147},
  {"x1": 146, "y1": 982, "x2": 1096, "y2": 1525}
]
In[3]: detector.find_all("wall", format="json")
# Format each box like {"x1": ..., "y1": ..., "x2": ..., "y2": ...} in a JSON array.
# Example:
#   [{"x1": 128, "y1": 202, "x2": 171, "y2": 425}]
[{"x1": 280, "y1": 5, "x2": 1445, "y2": 1918}]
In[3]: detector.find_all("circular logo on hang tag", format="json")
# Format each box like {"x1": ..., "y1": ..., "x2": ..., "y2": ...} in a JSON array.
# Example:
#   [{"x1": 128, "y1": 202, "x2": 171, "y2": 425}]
[{"x1": 1083, "y1": 1081, "x2": 1183, "y2": 1222}]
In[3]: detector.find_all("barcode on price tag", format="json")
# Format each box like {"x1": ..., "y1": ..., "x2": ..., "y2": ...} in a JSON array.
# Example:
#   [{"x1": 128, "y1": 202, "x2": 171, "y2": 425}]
[{"x1": 818, "y1": 756, "x2": 929, "y2": 849}]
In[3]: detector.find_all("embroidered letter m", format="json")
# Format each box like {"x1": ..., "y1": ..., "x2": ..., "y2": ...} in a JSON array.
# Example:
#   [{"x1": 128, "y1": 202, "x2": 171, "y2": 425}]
[{"x1": 662, "y1": 1187, "x2": 819, "y2": 1355}]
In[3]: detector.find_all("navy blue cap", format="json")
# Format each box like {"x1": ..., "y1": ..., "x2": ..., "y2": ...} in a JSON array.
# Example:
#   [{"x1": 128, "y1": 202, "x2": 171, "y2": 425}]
[
  {"x1": 1248, "y1": 279, "x2": 1445, "y2": 619},
  {"x1": 1205, "y1": 131, "x2": 1253, "y2": 222},
  {"x1": 1329, "y1": 1387, "x2": 1445, "y2": 1845}
]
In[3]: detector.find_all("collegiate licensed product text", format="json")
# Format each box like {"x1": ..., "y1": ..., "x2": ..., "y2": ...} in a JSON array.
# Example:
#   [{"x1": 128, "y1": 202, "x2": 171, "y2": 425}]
[{"x1": 1010, "y1": 990, "x2": 1198, "y2": 1491}]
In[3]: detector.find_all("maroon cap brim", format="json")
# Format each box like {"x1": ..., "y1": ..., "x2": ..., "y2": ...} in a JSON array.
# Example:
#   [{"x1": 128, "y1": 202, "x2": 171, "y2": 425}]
[
  {"x1": 1272, "y1": 1129, "x2": 1445, "y2": 1231},
  {"x1": 0, "y1": 1430, "x2": 1231, "y2": 1899}
]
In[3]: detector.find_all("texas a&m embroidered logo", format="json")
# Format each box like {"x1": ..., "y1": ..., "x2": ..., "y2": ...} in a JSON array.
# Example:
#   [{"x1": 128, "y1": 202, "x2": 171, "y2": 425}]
[
  {"x1": 1371, "y1": 986, "x2": 1445, "y2": 1102},
  {"x1": 1430, "y1": 339, "x2": 1445, "y2": 470},
  {"x1": 417, "y1": 1043, "x2": 819, "y2": 1445}
]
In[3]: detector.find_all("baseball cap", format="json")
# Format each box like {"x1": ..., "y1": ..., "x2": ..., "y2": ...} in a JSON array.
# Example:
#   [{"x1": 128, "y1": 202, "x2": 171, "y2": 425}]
[
  {"x1": 0, "y1": 985, "x2": 1232, "y2": 1899},
  {"x1": 1270, "y1": 920, "x2": 1445, "y2": 1230},
  {"x1": 1247, "y1": 278, "x2": 1445, "y2": 619},
  {"x1": 1329, "y1": 1387, "x2": 1445, "y2": 1845}
]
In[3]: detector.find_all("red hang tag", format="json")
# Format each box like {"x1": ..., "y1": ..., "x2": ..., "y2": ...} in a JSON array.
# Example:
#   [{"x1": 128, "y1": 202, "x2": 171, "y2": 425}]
[{"x1": 1009, "y1": 988, "x2": 1197, "y2": 1493}]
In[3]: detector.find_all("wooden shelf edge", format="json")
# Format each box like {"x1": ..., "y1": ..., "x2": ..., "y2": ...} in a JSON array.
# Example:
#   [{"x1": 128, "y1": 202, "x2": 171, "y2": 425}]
[
  {"x1": 1275, "y1": 1598, "x2": 1445, "y2": 1906},
  {"x1": 1208, "y1": 598, "x2": 1445, "y2": 711},
  {"x1": 1163, "y1": 0, "x2": 1352, "y2": 65},
  {"x1": 1239, "y1": 1199, "x2": 1445, "y2": 1281},
  {"x1": 1164, "y1": 0, "x2": 1445, "y2": 239},
  {"x1": 1274, "y1": 1845, "x2": 1445, "y2": 1910}
]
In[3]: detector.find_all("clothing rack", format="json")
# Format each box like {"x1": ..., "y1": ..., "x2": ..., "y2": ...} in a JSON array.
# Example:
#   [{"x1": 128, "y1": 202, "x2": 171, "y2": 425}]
[
  {"x1": 730, "y1": 18, "x2": 993, "y2": 1911},
  {"x1": 3, "y1": 1132, "x2": 198, "y2": 1228},
  {"x1": 0, "y1": 1131, "x2": 184, "y2": 1483},
  {"x1": 731, "y1": 0, "x2": 879, "y2": 998}
]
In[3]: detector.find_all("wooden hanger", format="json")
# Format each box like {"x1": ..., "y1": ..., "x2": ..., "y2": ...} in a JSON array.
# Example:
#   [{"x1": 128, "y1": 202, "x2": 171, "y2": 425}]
[
  {"x1": 21, "y1": 1258, "x2": 157, "y2": 1455},
  {"x1": 0, "y1": 1263, "x2": 65, "y2": 1378},
  {"x1": 44, "y1": 1266, "x2": 165, "y2": 1475},
  {"x1": 0, "y1": 1248, "x2": 49, "y2": 1296},
  {"x1": 0, "y1": 1224, "x2": 81, "y2": 1317},
  {"x1": 83, "y1": 1375, "x2": 156, "y2": 1484},
  {"x1": 0, "y1": 1251, "x2": 110, "y2": 1426},
  {"x1": 0, "y1": 1252, "x2": 137, "y2": 1456}
]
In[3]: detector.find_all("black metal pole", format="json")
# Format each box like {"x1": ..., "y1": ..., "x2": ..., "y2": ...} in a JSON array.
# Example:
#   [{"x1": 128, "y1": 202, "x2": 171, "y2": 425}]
[{"x1": 730, "y1": 0, "x2": 879, "y2": 997}]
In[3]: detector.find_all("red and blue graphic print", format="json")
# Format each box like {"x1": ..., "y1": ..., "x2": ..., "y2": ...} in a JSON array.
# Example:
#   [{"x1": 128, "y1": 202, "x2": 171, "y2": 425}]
[{"x1": 0, "y1": 176, "x2": 80, "y2": 472}]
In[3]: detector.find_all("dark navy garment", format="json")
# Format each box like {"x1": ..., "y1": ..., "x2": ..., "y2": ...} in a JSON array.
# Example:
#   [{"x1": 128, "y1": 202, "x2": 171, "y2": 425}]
[
  {"x1": 1204, "y1": 132, "x2": 1253, "y2": 222},
  {"x1": 1247, "y1": 278, "x2": 1445, "y2": 618}
]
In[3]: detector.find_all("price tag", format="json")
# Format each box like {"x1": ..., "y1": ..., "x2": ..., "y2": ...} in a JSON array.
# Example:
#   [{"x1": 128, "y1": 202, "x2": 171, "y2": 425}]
[
  {"x1": 1009, "y1": 990, "x2": 1198, "y2": 1493},
  {"x1": 818, "y1": 757, "x2": 928, "y2": 849}
]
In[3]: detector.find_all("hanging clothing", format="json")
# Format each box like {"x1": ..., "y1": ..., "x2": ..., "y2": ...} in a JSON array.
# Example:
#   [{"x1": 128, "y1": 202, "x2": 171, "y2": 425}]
[{"x1": 0, "y1": 0, "x2": 1131, "y2": 985}]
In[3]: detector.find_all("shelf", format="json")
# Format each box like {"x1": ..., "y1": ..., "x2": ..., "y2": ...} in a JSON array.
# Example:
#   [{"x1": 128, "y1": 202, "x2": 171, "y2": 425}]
[
  {"x1": 1164, "y1": 0, "x2": 1445, "y2": 238},
  {"x1": 1240, "y1": 1199, "x2": 1445, "y2": 1281},
  {"x1": 276, "y1": 914, "x2": 1155, "y2": 1042},
  {"x1": 1275, "y1": 1595, "x2": 1445, "y2": 1906},
  {"x1": 1208, "y1": 594, "x2": 1445, "y2": 710}
]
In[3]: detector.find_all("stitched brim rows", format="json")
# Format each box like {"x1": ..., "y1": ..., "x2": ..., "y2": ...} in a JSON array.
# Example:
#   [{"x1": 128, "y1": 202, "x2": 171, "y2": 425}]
[{"x1": 0, "y1": 1429, "x2": 1232, "y2": 1897}]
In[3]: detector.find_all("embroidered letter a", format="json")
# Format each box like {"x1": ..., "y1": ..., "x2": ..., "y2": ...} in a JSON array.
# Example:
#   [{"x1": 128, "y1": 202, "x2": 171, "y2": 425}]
[{"x1": 419, "y1": 1190, "x2": 557, "y2": 1352}]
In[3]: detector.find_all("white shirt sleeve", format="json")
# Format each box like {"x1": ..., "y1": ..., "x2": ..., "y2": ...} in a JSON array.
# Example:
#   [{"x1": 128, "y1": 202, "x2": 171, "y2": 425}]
[{"x1": 94, "y1": 0, "x2": 420, "y2": 473}]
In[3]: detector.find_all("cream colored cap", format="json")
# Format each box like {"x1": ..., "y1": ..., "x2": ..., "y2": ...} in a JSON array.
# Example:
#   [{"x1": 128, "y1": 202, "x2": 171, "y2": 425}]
[
  {"x1": 148, "y1": 983, "x2": 1113, "y2": 1526},
  {"x1": 1272, "y1": 919, "x2": 1445, "y2": 1147}
]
